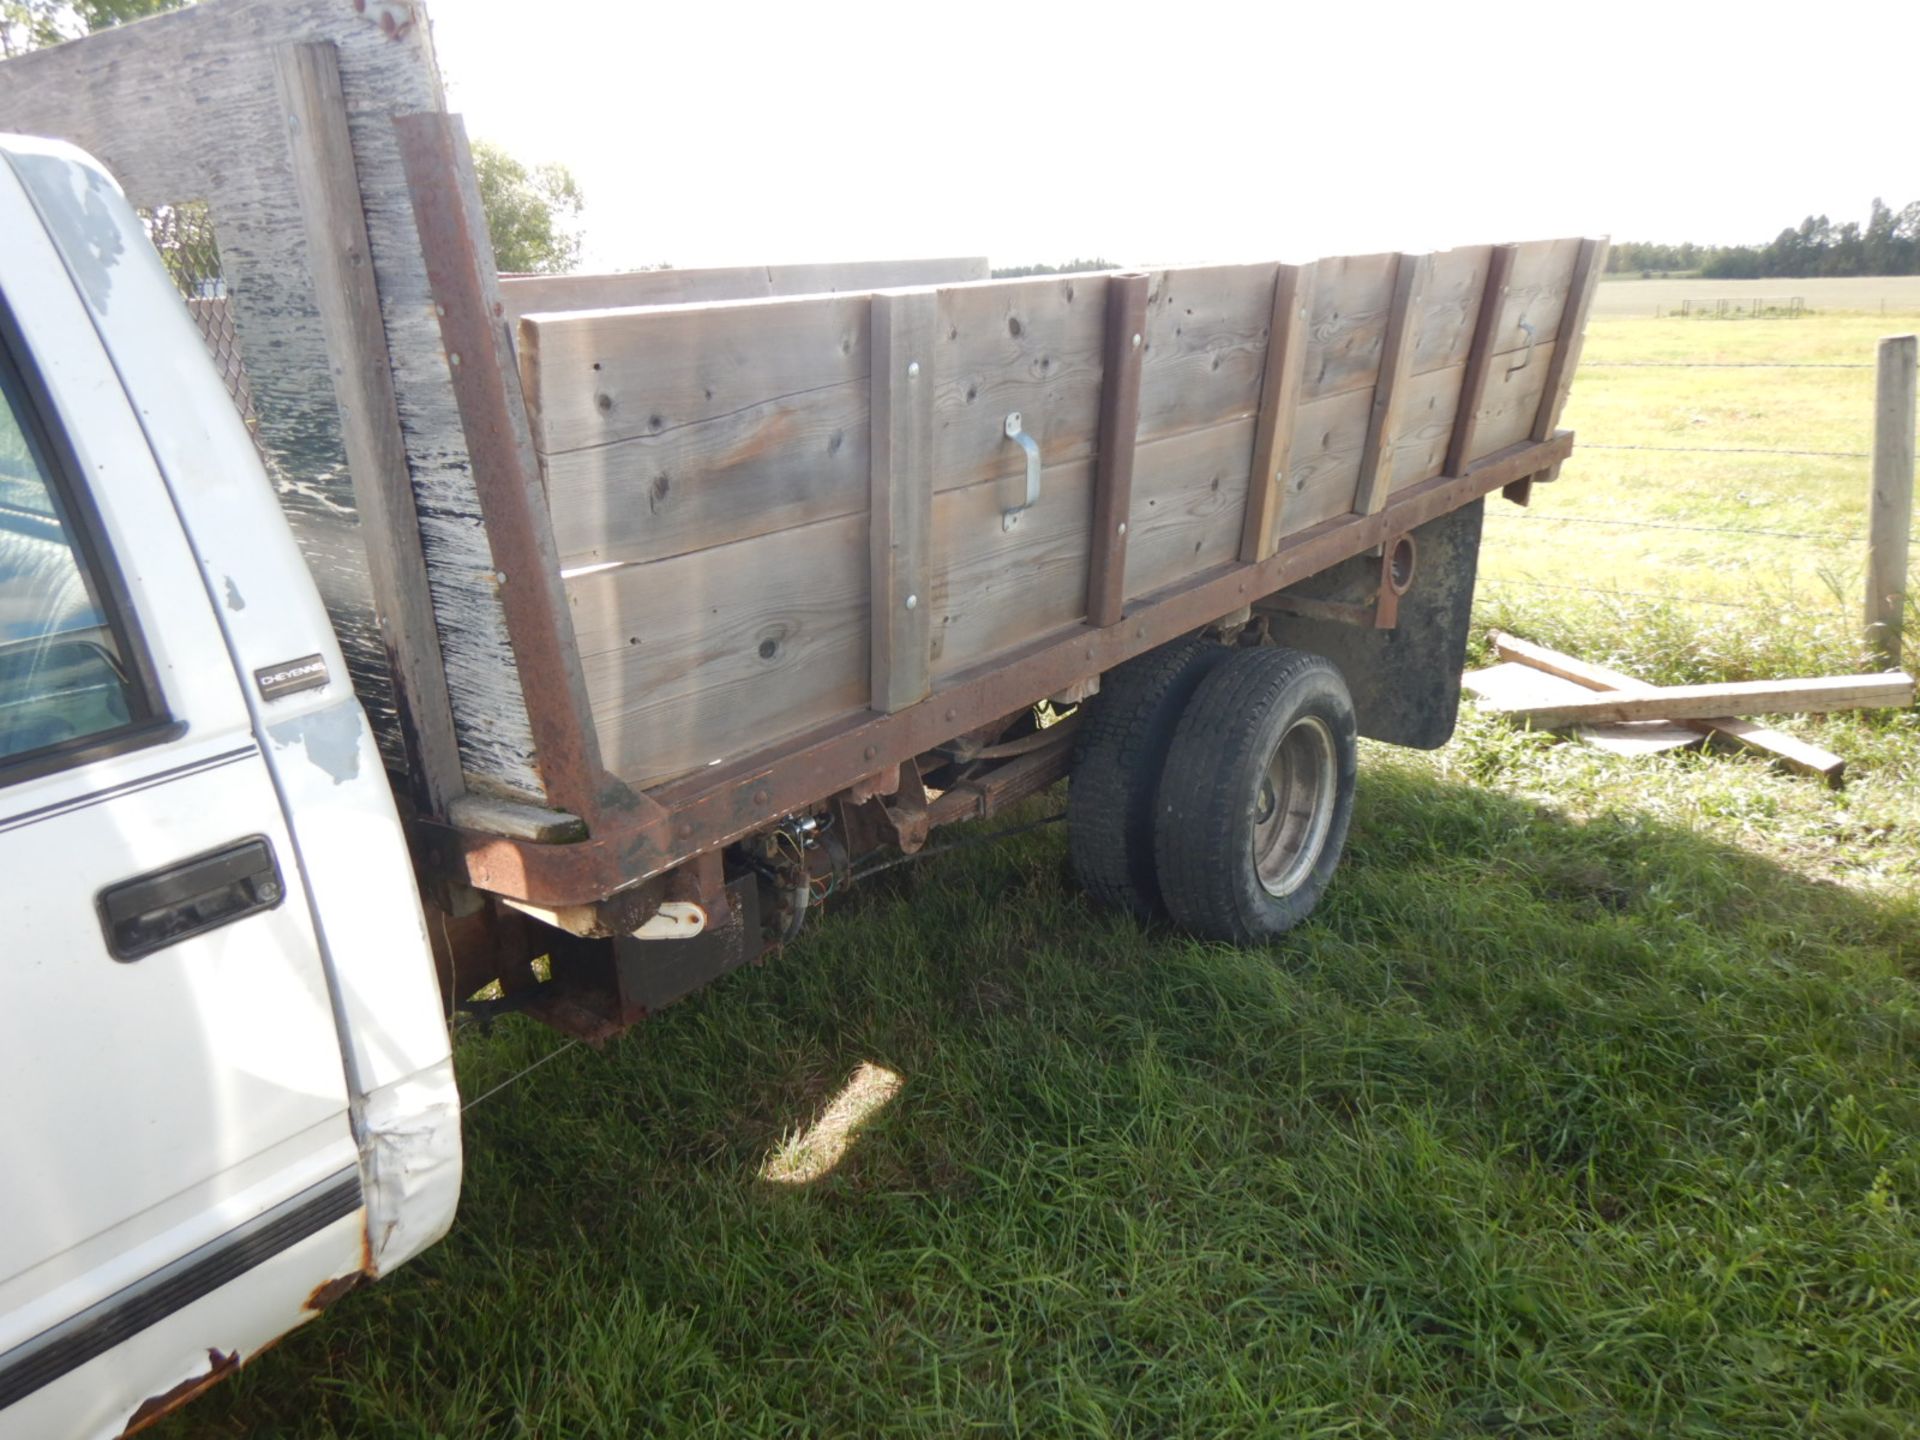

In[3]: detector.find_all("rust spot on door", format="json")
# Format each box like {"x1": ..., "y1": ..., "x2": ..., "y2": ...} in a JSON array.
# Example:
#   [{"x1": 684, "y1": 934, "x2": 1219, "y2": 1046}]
[
  {"x1": 119, "y1": 1347, "x2": 238, "y2": 1437},
  {"x1": 305, "y1": 1269, "x2": 367, "y2": 1312}
]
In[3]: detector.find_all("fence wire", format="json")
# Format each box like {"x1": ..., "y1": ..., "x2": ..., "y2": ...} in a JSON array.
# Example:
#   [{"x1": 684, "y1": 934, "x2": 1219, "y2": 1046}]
[
  {"x1": 1578, "y1": 443, "x2": 1869, "y2": 459},
  {"x1": 1486, "y1": 510, "x2": 1862, "y2": 545},
  {"x1": 1581, "y1": 361, "x2": 1874, "y2": 369}
]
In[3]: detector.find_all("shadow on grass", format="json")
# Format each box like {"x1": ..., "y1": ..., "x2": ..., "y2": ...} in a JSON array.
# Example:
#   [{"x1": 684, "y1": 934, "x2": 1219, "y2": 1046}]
[{"x1": 166, "y1": 766, "x2": 1920, "y2": 1439}]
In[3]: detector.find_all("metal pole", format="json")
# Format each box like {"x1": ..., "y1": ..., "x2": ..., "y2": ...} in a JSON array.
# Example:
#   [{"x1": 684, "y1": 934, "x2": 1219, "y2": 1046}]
[{"x1": 1865, "y1": 334, "x2": 1917, "y2": 668}]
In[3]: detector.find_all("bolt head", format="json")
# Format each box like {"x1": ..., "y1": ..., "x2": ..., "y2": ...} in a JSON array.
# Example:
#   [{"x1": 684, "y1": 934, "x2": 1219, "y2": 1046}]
[
  {"x1": 905, "y1": 593, "x2": 918, "y2": 610},
  {"x1": 908, "y1": 361, "x2": 920, "y2": 379},
  {"x1": 449, "y1": 352, "x2": 461, "y2": 367},
  {"x1": 1117, "y1": 522, "x2": 1127, "y2": 535},
  {"x1": 1131, "y1": 332, "x2": 1142, "y2": 348}
]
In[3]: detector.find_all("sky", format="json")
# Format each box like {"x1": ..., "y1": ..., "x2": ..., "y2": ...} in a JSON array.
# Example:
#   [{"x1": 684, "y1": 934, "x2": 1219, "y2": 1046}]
[{"x1": 430, "y1": 0, "x2": 1919, "y2": 274}]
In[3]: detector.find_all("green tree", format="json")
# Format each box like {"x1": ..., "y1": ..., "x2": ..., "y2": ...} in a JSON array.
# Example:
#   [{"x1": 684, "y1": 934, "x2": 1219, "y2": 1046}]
[
  {"x1": 471, "y1": 140, "x2": 585, "y2": 275},
  {"x1": 1, "y1": 0, "x2": 183, "y2": 58}
]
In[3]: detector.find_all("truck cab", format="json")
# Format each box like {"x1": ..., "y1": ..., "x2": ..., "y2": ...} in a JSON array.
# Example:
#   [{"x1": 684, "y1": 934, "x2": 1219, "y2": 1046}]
[{"x1": 0, "y1": 135, "x2": 459, "y2": 1439}]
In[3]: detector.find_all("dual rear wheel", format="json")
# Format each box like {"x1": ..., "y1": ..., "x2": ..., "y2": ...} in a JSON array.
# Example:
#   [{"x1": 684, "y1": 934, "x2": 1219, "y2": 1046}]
[{"x1": 1068, "y1": 642, "x2": 1358, "y2": 943}]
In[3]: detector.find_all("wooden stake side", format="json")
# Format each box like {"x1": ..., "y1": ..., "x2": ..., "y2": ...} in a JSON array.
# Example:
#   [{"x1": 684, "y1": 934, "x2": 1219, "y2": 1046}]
[
  {"x1": 1353, "y1": 252, "x2": 1430, "y2": 516},
  {"x1": 1530, "y1": 236, "x2": 1610, "y2": 443},
  {"x1": 869, "y1": 289, "x2": 936, "y2": 712},
  {"x1": 273, "y1": 42, "x2": 465, "y2": 817},
  {"x1": 1444, "y1": 244, "x2": 1519, "y2": 477},
  {"x1": 1866, "y1": 333, "x2": 1917, "y2": 668},
  {"x1": 1238, "y1": 262, "x2": 1317, "y2": 562},
  {"x1": 1088, "y1": 272, "x2": 1150, "y2": 627}
]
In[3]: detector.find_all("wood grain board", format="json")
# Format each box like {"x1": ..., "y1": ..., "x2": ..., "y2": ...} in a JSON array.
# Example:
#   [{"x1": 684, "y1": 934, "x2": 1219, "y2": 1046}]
[
  {"x1": 519, "y1": 238, "x2": 1596, "y2": 788},
  {"x1": 500, "y1": 256, "x2": 989, "y2": 323}
]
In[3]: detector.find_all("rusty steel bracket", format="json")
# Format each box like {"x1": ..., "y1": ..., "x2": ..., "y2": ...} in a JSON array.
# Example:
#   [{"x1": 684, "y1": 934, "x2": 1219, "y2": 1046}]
[
  {"x1": 430, "y1": 433, "x2": 1573, "y2": 908},
  {"x1": 1264, "y1": 532, "x2": 1417, "y2": 631}
]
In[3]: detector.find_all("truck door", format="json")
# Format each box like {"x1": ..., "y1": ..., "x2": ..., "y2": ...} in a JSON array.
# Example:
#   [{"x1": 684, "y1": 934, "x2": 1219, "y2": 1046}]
[{"x1": 0, "y1": 217, "x2": 365, "y2": 1433}]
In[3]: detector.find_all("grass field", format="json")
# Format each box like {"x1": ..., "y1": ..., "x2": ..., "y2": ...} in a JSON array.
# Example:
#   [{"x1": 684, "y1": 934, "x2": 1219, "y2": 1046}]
[
  {"x1": 1482, "y1": 312, "x2": 1918, "y2": 627},
  {"x1": 157, "y1": 316, "x2": 1920, "y2": 1438},
  {"x1": 1591, "y1": 275, "x2": 1920, "y2": 319}
]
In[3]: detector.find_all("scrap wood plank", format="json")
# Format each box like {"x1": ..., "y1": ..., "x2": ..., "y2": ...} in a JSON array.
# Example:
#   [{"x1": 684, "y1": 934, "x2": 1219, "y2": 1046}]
[
  {"x1": 1489, "y1": 631, "x2": 1848, "y2": 785},
  {"x1": 1481, "y1": 672, "x2": 1915, "y2": 729},
  {"x1": 1462, "y1": 662, "x2": 1700, "y2": 755}
]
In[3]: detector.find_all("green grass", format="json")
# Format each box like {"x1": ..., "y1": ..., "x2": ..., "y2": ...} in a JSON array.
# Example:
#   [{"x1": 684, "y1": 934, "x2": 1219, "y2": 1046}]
[{"x1": 157, "y1": 318, "x2": 1920, "y2": 1438}]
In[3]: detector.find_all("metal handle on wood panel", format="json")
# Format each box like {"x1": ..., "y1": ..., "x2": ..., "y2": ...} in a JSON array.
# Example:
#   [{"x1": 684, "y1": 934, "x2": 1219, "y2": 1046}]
[
  {"x1": 1506, "y1": 318, "x2": 1537, "y2": 376},
  {"x1": 1002, "y1": 412, "x2": 1042, "y2": 531}
]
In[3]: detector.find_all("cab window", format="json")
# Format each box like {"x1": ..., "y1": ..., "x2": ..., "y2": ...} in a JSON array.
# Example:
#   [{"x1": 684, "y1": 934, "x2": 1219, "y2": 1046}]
[{"x1": 0, "y1": 338, "x2": 151, "y2": 773}]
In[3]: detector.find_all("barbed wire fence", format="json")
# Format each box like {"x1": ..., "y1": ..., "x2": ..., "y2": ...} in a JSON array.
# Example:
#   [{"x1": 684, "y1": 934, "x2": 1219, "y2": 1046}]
[{"x1": 1476, "y1": 346, "x2": 1917, "y2": 653}]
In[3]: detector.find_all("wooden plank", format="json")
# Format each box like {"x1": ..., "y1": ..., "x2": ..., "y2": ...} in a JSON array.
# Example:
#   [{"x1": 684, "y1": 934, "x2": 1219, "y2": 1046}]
[
  {"x1": 1413, "y1": 246, "x2": 1494, "y2": 374},
  {"x1": 568, "y1": 513, "x2": 870, "y2": 789},
  {"x1": 1488, "y1": 631, "x2": 1849, "y2": 784},
  {"x1": 1531, "y1": 237, "x2": 1609, "y2": 442},
  {"x1": 1138, "y1": 263, "x2": 1278, "y2": 437},
  {"x1": 1239, "y1": 262, "x2": 1316, "y2": 561},
  {"x1": 928, "y1": 459, "x2": 1095, "y2": 679},
  {"x1": 1353, "y1": 254, "x2": 1430, "y2": 515},
  {"x1": 1481, "y1": 673, "x2": 1915, "y2": 728},
  {"x1": 272, "y1": 40, "x2": 464, "y2": 816},
  {"x1": 1283, "y1": 365, "x2": 1462, "y2": 536},
  {"x1": 1499, "y1": 237, "x2": 1586, "y2": 347},
  {"x1": 0, "y1": 0, "x2": 546, "y2": 799},
  {"x1": 1128, "y1": 418, "x2": 1256, "y2": 598},
  {"x1": 500, "y1": 256, "x2": 989, "y2": 322},
  {"x1": 521, "y1": 293, "x2": 869, "y2": 457},
  {"x1": 1088, "y1": 273, "x2": 1150, "y2": 626},
  {"x1": 1469, "y1": 340, "x2": 1559, "y2": 460},
  {"x1": 1445, "y1": 243, "x2": 1518, "y2": 476},
  {"x1": 1464, "y1": 663, "x2": 1702, "y2": 754},
  {"x1": 869, "y1": 290, "x2": 936, "y2": 711},
  {"x1": 932, "y1": 274, "x2": 1108, "y2": 495}
]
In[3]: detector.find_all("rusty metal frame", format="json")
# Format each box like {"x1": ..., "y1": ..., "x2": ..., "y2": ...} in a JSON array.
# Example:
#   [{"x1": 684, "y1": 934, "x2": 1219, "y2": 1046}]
[{"x1": 423, "y1": 431, "x2": 1571, "y2": 906}]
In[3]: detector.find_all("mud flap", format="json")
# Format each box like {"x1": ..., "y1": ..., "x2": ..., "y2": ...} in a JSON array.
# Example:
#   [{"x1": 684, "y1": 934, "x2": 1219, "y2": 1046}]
[{"x1": 1260, "y1": 499, "x2": 1485, "y2": 750}]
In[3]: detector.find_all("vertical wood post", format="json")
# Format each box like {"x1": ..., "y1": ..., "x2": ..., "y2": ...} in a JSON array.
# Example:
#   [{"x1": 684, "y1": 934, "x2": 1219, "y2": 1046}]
[
  {"x1": 1531, "y1": 237, "x2": 1609, "y2": 443},
  {"x1": 395, "y1": 111, "x2": 644, "y2": 826},
  {"x1": 273, "y1": 42, "x2": 466, "y2": 817},
  {"x1": 1353, "y1": 252, "x2": 1430, "y2": 515},
  {"x1": 1866, "y1": 333, "x2": 1917, "y2": 668},
  {"x1": 1445, "y1": 244, "x2": 1519, "y2": 476},
  {"x1": 1239, "y1": 262, "x2": 1317, "y2": 561},
  {"x1": 869, "y1": 289, "x2": 936, "y2": 712},
  {"x1": 1087, "y1": 272, "x2": 1150, "y2": 627}
]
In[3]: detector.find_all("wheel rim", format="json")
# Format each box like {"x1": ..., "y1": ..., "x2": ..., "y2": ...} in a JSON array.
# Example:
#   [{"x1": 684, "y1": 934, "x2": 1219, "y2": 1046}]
[{"x1": 1251, "y1": 715, "x2": 1338, "y2": 898}]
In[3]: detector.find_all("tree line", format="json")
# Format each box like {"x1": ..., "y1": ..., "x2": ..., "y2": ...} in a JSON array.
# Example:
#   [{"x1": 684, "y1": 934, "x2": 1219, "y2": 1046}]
[{"x1": 1610, "y1": 199, "x2": 1920, "y2": 279}]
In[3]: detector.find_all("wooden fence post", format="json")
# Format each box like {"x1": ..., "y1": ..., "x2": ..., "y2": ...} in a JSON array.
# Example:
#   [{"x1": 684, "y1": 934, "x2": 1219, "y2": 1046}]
[{"x1": 1866, "y1": 334, "x2": 1917, "y2": 669}]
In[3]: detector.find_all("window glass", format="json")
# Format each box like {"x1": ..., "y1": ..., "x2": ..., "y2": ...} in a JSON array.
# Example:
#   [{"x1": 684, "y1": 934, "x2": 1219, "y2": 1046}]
[{"x1": 0, "y1": 359, "x2": 140, "y2": 764}]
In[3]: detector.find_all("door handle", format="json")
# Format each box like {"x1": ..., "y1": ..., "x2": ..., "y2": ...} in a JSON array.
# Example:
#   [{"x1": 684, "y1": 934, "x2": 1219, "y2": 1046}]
[{"x1": 98, "y1": 836, "x2": 285, "y2": 961}]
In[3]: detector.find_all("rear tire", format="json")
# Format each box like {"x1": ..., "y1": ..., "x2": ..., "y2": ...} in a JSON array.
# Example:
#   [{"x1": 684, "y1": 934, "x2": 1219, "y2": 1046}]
[
  {"x1": 1153, "y1": 647, "x2": 1357, "y2": 943},
  {"x1": 1068, "y1": 637, "x2": 1232, "y2": 919}
]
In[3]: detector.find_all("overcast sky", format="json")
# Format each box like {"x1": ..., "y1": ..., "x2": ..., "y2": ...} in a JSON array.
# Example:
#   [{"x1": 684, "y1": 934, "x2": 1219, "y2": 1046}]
[{"x1": 431, "y1": 0, "x2": 1917, "y2": 273}]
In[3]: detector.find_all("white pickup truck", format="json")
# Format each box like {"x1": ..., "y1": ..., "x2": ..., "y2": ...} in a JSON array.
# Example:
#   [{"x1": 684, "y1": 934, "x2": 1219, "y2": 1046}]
[
  {"x1": 0, "y1": 134, "x2": 458, "y2": 1439},
  {"x1": 0, "y1": 1, "x2": 1609, "y2": 1432}
]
